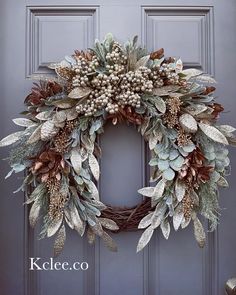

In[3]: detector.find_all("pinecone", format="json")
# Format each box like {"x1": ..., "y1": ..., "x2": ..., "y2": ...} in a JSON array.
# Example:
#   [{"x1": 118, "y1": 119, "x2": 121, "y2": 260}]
[
  {"x1": 24, "y1": 81, "x2": 62, "y2": 106},
  {"x1": 179, "y1": 147, "x2": 213, "y2": 188},
  {"x1": 31, "y1": 150, "x2": 68, "y2": 182}
]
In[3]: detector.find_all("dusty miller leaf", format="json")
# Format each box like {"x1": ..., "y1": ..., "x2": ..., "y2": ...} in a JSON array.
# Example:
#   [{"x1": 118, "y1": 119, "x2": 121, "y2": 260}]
[{"x1": 154, "y1": 97, "x2": 166, "y2": 113}]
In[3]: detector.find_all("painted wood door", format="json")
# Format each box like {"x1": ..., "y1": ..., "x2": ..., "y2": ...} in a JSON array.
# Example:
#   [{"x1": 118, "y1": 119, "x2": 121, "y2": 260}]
[{"x1": 0, "y1": 0, "x2": 236, "y2": 294}]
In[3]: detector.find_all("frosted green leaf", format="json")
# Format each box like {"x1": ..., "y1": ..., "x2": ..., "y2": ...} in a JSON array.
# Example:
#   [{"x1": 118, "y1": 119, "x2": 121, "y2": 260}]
[{"x1": 137, "y1": 226, "x2": 154, "y2": 252}]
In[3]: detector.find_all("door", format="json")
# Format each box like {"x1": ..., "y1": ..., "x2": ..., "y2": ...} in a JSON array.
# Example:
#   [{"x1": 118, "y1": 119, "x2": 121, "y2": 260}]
[{"x1": 0, "y1": 0, "x2": 236, "y2": 294}]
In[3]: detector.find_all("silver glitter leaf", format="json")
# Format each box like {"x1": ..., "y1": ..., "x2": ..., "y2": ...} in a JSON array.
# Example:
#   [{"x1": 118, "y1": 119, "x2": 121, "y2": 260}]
[
  {"x1": 193, "y1": 217, "x2": 206, "y2": 248},
  {"x1": 53, "y1": 224, "x2": 66, "y2": 257},
  {"x1": 88, "y1": 153, "x2": 100, "y2": 181},
  {"x1": 99, "y1": 218, "x2": 119, "y2": 231},
  {"x1": 35, "y1": 110, "x2": 53, "y2": 121},
  {"x1": 152, "y1": 85, "x2": 179, "y2": 96},
  {"x1": 160, "y1": 219, "x2": 171, "y2": 239},
  {"x1": 70, "y1": 204, "x2": 85, "y2": 236},
  {"x1": 51, "y1": 98, "x2": 77, "y2": 109},
  {"x1": 153, "y1": 179, "x2": 166, "y2": 200},
  {"x1": 181, "y1": 68, "x2": 202, "y2": 80},
  {"x1": 217, "y1": 176, "x2": 229, "y2": 187},
  {"x1": 70, "y1": 148, "x2": 82, "y2": 175},
  {"x1": 87, "y1": 227, "x2": 96, "y2": 244},
  {"x1": 218, "y1": 125, "x2": 236, "y2": 134},
  {"x1": 199, "y1": 122, "x2": 228, "y2": 145},
  {"x1": 181, "y1": 216, "x2": 191, "y2": 229},
  {"x1": 134, "y1": 55, "x2": 150, "y2": 70},
  {"x1": 152, "y1": 202, "x2": 167, "y2": 228},
  {"x1": 65, "y1": 108, "x2": 78, "y2": 121},
  {"x1": 137, "y1": 226, "x2": 154, "y2": 252},
  {"x1": 101, "y1": 231, "x2": 118, "y2": 252},
  {"x1": 27, "y1": 125, "x2": 42, "y2": 144},
  {"x1": 138, "y1": 212, "x2": 154, "y2": 229},
  {"x1": 68, "y1": 86, "x2": 91, "y2": 99},
  {"x1": 29, "y1": 199, "x2": 41, "y2": 228},
  {"x1": 148, "y1": 134, "x2": 158, "y2": 150},
  {"x1": 175, "y1": 180, "x2": 186, "y2": 202},
  {"x1": 12, "y1": 118, "x2": 35, "y2": 127},
  {"x1": 173, "y1": 204, "x2": 184, "y2": 231},
  {"x1": 0, "y1": 131, "x2": 24, "y2": 147},
  {"x1": 54, "y1": 111, "x2": 67, "y2": 123},
  {"x1": 179, "y1": 113, "x2": 198, "y2": 133},
  {"x1": 194, "y1": 74, "x2": 217, "y2": 84},
  {"x1": 185, "y1": 104, "x2": 208, "y2": 116},
  {"x1": 41, "y1": 120, "x2": 58, "y2": 141},
  {"x1": 47, "y1": 216, "x2": 63, "y2": 237}
]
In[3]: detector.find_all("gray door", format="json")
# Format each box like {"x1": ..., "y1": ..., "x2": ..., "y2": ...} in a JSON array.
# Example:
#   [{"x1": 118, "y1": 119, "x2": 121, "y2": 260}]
[{"x1": 0, "y1": 0, "x2": 236, "y2": 294}]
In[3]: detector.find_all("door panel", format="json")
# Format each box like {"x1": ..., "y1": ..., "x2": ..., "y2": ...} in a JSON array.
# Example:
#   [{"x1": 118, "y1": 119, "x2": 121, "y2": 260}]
[{"x1": 0, "y1": 0, "x2": 236, "y2": 294}]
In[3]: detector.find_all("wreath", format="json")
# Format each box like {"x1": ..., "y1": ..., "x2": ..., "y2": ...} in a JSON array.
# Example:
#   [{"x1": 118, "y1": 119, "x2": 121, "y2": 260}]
[{"x1": 1, "y1": 34, "x2": 235, "y2": 256}]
